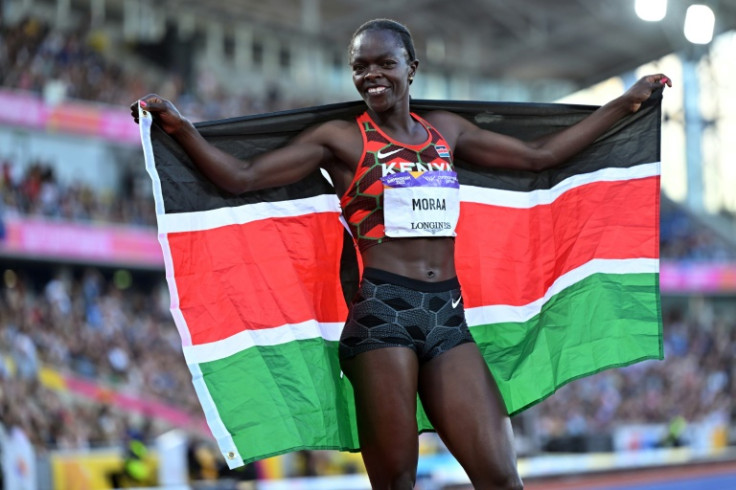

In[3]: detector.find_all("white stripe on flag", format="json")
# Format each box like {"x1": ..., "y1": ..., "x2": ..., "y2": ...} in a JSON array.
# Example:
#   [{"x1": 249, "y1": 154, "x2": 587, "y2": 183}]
[
  {"x1": 181, "y1": 258, "x2": 658, "y2": 365},
  {"x1": 190, "y1": 363, "x2": 244, "y2": 469},
  {"x1": 141, "y1": 111, "x2": 242, "y2": 466},
  {"x1": 464, "y1": 257, "x2": 659, "y2": 326},
  {"x1": 460, "y1": 161, "x2": 660, "y2": 208},
  {"x1": 139, "y1": 108, "x2": 193, "y2": 347},
  {"x1": 159, "y1": 234, "x2": 193, "y2": 346},
  {"x1": 139, "y1": 108, "x2": 166, "y2": 217},
  {"x1": 158, "y1": 194, "x2": 342, "y2": 234},
  {"x1": 183, "y1": 320, "x2": 345, "y2": 365},
  {"x1": 148, "y1": 162, "x2": 660, "y2": 235}
]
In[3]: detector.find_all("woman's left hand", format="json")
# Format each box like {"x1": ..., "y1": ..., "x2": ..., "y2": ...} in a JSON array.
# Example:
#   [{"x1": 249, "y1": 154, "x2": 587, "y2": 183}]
[{"x1": 624, "y1": 74, "x2": 672, "y2": 113}]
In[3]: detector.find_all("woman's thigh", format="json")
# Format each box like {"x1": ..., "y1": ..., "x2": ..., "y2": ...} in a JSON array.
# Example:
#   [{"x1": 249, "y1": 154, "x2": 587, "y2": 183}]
[
  {"x1": 418, "y1": 343, "x2": 523, "y2": 489},
  {"x1": 341, "y1": 347, "x2": 421, "y2": 489}
]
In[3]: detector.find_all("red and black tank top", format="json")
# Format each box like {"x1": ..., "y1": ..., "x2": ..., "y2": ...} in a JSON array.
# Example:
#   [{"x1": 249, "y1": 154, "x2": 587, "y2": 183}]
[{"x1": 339, "y1": 111, "x2": 456, "y2": 253}]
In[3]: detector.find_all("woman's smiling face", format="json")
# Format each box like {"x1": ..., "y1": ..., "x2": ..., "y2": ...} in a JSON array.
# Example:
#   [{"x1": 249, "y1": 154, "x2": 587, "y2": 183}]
[{"x1": 349, "y1": 29, "x2": 417, "y2": 113}]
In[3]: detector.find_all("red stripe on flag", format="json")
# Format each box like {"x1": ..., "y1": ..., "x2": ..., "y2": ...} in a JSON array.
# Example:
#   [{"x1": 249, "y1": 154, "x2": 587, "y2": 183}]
[
  {"x1": 456, "y1": 176, "x2": 659, "y2": 308},
  {"x1": 168, "y1": 212, "x2": 347, "y2": 345}
]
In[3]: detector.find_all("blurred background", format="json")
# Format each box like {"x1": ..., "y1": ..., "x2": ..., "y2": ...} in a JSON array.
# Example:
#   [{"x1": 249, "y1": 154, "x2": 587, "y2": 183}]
[{"x1": 1, "y1": 0, "x2": 736, "y2": 488}]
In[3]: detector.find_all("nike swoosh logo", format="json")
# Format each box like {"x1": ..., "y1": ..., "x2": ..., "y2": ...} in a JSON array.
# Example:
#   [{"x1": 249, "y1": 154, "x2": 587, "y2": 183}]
[
  {"x1": 377, "y1": 148, "x2": 403, "y2": 160},
  {"x1": 451, "y1": 296, "x2": 462, "y2": 308}
]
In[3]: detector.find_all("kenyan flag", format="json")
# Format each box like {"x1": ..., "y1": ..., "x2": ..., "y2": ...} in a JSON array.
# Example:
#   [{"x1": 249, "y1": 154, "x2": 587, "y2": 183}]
[{"x1": 139, "y1": 94, "x2": 663, "y2": 467}]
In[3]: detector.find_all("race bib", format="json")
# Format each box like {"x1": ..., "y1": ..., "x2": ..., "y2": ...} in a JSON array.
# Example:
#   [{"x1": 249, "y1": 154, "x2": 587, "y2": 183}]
[{"x1": 381, "y1": 170, "x2": 460, "y2": 238}]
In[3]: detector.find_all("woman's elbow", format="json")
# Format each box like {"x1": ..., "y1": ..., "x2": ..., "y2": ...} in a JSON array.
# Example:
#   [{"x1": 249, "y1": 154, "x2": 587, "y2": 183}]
[
  {"x1": 527, "y1": 151, "x2": 559, "y2": 172},
  {"x1": 218, "y1": 173, "x2": 252, "y2": 195}
]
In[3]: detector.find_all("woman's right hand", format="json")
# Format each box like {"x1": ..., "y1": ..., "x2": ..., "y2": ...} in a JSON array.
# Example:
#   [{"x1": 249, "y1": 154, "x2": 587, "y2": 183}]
[{"x1": 129, "y1": 94, "x2": 187, "y2": 136}]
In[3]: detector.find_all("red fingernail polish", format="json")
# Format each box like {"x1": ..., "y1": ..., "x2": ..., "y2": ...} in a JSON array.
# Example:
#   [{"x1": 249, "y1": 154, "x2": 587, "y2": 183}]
[{"x1": 139, "y1": 100, "x2": 147, "y2": 107}]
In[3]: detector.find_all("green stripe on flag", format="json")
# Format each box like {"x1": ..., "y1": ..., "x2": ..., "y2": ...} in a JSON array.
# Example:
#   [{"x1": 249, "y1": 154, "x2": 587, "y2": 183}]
[
  {"x1": 471, "y1": 272, "x2": 663, "y2": 416},
  {"x1": 196, "y1": 338, "x2": 360, "y2": 463}
]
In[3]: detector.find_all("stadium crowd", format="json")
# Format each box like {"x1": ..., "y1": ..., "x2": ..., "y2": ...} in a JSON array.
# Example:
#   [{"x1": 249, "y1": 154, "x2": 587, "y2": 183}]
[
  {"x1": 1, "y1": 156, "x2": 156, "y2": 227},
  {"x1": 0, "y1": 16, "x2": 136, "y2": 106},
  {"x1": 0, "y1": 16, "x2": 303, "y2": 120},
  {"x1": 0, "y1": 265, "x2": 199, "y2": 449}
]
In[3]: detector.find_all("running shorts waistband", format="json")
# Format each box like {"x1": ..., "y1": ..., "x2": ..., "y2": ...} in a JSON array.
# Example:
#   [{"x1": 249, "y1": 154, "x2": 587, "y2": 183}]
[{"x1": 362, "y1": 267, "x2": 460, "y2": 293}]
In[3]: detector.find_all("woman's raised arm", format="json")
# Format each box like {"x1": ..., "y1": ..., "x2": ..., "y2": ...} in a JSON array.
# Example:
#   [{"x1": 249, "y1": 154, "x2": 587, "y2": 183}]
[
  {"x1": 130, "y1": 94, "x2": 340, "y2": 194},
  {"x1": 428, "y1": 74, "x2": 671, "y2": 172}
]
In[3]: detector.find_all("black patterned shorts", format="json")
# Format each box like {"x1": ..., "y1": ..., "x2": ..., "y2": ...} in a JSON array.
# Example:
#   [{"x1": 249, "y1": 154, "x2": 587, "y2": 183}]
[{"x1": 338, "y1": 267, "x2": 475, "y2": 363}]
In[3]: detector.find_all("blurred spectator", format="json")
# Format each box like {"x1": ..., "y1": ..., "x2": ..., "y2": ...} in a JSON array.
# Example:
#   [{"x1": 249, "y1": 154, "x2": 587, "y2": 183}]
[
  {"x1": 187, "y1": 440, "x2": 220, "y2": 482},
  {"x1": 0, "y1": 193, "x2": 6, "y2": 241},
  {"x1": 107, "y1": 418, "x2": 154, "y2": 488}
]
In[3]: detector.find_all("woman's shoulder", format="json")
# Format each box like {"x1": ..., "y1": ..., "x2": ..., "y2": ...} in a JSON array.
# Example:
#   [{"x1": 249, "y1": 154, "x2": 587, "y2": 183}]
[
  {"x1": 421, "y1": 109, "x2": 464, "y2": 125},
  {"x1": 420, "y1": 110, "x2": 472, "y2": 145}
]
